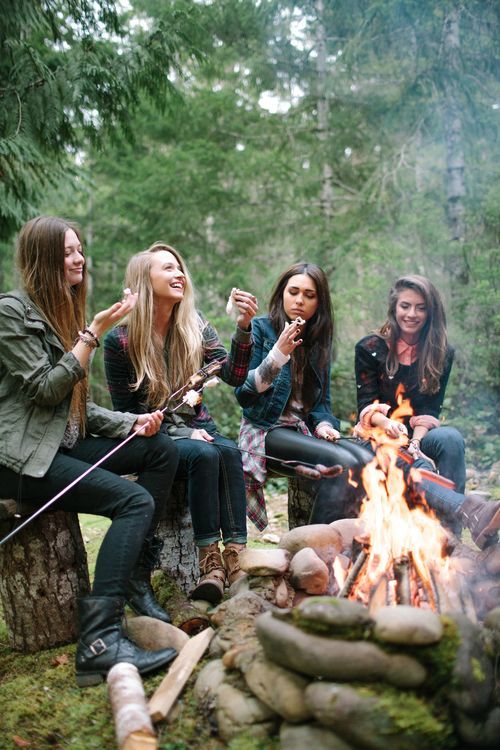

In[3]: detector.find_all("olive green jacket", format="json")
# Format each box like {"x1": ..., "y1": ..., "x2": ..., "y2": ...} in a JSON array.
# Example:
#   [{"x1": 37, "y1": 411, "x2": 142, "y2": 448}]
[{"x1": 0, "y1": 291, "x2": 136, "y2": 478}]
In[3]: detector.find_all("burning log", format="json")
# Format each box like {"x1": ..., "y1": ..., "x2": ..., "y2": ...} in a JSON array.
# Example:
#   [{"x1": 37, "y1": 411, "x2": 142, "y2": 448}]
[
  {"x1": 338, "y1": 548, "x2": 368, "y2": 598},
  {"x1": 394, "y1": 555, "x2": 411, "y2": 605}
]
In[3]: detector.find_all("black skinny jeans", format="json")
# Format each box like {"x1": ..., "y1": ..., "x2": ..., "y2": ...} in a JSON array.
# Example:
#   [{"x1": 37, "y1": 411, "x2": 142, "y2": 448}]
[
  {"x1": 265, "y1": 428, "x2": 372, "y2": 523},
  {"x1": 0, "y1": 433, "x2": 179, "y2": 598}
]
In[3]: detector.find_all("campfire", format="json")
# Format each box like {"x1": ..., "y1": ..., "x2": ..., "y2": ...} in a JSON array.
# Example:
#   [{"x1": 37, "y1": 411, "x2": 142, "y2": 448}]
[{"x1": 334, "y1": 396, "x2": 458, "y2": 615}]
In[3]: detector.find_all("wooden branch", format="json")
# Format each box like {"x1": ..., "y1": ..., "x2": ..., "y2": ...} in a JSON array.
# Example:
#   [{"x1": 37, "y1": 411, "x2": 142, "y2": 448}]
[
  {"x1": 107, "y1": 663, "x2": 157, "y2": 749},
  {"x1": 148, "y1": 627, "x2": 215, "y2": 724}
]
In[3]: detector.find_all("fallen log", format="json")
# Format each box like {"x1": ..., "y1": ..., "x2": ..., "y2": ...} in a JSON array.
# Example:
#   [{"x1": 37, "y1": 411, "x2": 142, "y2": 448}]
[
  {"x1": 107, "y1": 662, "x2": 157, "y2": 750},
  {"x1": 149, "y1": 627, "x2": 215, "y2": 723}
]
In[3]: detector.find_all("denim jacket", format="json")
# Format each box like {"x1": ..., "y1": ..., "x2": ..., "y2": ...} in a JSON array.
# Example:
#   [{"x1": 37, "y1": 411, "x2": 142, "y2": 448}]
[
  {"x1": 234, "y1": 315, "x2": 340, "y2": 432},
  {"x1": 0, "y1": 291, "x2": 137, "y2": 478}
]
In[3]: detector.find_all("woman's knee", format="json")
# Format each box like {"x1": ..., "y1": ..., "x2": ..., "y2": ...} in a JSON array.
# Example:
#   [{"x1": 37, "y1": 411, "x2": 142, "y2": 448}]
[
  {"x1": 424, "y1": 426, "x2": 465, "y2": 456},
  {"x1": 113, "y1": 482, "x2": 155, "y2": 521}
]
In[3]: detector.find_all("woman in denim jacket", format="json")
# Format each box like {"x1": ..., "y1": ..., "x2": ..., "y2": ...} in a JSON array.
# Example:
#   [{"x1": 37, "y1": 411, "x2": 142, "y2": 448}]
[
  {"x1": 0, "y1": 216, "x2": 179, "y2": 686},
  {"x1": 235, "y1": 262, "x2": 370, "y2": 531}
]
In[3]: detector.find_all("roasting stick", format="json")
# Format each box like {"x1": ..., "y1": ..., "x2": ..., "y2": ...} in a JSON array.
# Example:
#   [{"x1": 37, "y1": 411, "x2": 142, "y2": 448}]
[{"x1": 0, "y1": 360, "x2": 226, "y2": 548}]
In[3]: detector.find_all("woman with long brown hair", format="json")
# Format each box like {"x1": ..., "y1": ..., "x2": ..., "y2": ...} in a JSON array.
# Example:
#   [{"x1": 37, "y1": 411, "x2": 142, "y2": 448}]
[
  {"x1": 0, "y1": 216, "x2": 179, "y2": 686},
  {"x1": 104, "y1": 243, "x2": 258, "y2": 604},
  {"x1": 236, "y1": 261, "x2": 370, "y2": 530},
  {"x1": 354, "y1": 274, "x2": 499, "y2": 548}
]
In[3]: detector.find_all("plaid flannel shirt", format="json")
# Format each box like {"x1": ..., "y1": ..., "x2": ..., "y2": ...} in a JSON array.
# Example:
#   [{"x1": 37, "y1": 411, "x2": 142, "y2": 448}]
[{"x1": 104, "y1": 313, "x2": 253, "y2": 437}]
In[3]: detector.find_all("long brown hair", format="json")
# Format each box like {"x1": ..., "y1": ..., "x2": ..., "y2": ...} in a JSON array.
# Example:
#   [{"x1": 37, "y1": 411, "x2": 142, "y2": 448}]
[
  {"x1": 269, "y1": 262, "x2": 334, "y2": 410},
  {"x1": 123, "y1": 243, "x2": 203, "y2": 408},
  {"x1": 16, "y1": 216, "x2": 88, "y2": 429},
  {"x1": 380, "y1": 274, "x2": 448, "y2": 394}
]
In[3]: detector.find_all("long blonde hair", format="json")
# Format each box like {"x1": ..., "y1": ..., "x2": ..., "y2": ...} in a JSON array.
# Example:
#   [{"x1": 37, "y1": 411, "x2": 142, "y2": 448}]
[
  {"x1": 124, "y1": 243, "x2": 203, "y2": 408},
  {"x1": 17, "y1": 216, "x2": 88, "y2": 431}
]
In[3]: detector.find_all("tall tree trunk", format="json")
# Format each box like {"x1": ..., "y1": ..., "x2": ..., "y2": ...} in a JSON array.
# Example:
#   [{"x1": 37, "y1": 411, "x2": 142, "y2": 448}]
[
  {"x1": 442, "y1": 5, "x2": 468, "y2": 282},
  {"x1": 315, "y1": 0, "x2": 333, "y2": 220}
]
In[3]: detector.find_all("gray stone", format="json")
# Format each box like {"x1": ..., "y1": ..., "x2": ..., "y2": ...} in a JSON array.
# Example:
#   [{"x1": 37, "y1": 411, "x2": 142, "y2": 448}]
[
  {"x1": 454, "y1": 705, "x2": 500, "y2": 747},
  {"x1": 193, "y1": 659, "x2": 226, "y2": 710},
  {"x1": 384, "y1": 653, "x2": 427, "y2": 688},
  {"x1": 279, "y1": 524, "x2": 343, "y2": 563},
  {"x1": 329, "y1": 518, "x2": 367, "y2": 548},
  {"x1": 483, "y1": 605, "x2": 500, "y2": 633},
  {"x1": 256, "y1": 610, "x2": 390, "y2": 682},
  {"x1": 280, "y1": 722, "x2": 355, "y2": 750},
  {"x1": 124, "y1": 615, "x2": 189, "y2": 652},
  {"x1": 289, "y1": 547, "x2": 329, "y2": 594},
  {"x1": 373, "y1": 605, "x2": 443, "y2": 645},
  {"x1": 293, "y1": 596, "x2": 372, "y2": 636},
  {"x1": 448, "y1": 613, "x2": 495, "y2": 715},
  {"x1": 305, "y1": 682, "x2": 450, "y2": 750},
  {"x1": 238, "y1": 547, "x2": 290, "y2": 575},
  {"x1": 244, "y1": 654, "x2": 312, "y2": 723},
  {"x1": 215, "y1": 682, "x2": 278, "y2": 742}
]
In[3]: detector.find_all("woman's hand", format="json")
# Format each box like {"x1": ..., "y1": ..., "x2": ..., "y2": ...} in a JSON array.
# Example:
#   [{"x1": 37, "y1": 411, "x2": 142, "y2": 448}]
[
  {"x1": 276, "y1": 319, "x2": 304, "y2": 356},
  {"x1": 191, "y1": 429, "x2": 214, "y2": 442},
  {"x1": 88, "y1": 289, "x2": 138, "y2": 339},
  {"x1": 315, "y1": 424, "x2": 341, "y2": 442},
  {"x1": 131, "y1": 410, "x2": 164, "y2": 437},
  {"x1": 230, "y1": 289, "x2": 259, "y2": 330},
  {"x1": 383, "y1": 418, "x2": 408, "y2": 439}
]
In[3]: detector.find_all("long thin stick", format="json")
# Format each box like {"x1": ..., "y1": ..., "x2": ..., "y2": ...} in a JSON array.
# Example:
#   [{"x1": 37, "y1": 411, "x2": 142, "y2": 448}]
[{"x1": 0, "y1": 360, "x2": 227, "y2": 548}]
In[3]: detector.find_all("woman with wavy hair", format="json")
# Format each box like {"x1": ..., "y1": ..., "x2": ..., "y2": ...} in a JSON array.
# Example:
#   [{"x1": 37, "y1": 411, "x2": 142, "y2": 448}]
[
  {"x1": 354, "y1": 274, "x2": 499, "y2": 548},
  {"x1": 104, "y1": 243, "x2": 258, "y2": 604},
  {"x1": 0, "y1": 216, "x2": 179, "y2": 686},
  {"x1": 235, "y1": 261, "x2": 371, "y2": 531}
]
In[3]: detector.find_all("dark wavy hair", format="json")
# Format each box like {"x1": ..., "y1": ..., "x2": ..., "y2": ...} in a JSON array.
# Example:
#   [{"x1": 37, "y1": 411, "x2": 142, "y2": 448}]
[
  {"x1": 380, "y1": 274, "x2": 448, "y2": 394},
  {"x1": 268, "y1": 262, "x2": 334, "y2": 409}
]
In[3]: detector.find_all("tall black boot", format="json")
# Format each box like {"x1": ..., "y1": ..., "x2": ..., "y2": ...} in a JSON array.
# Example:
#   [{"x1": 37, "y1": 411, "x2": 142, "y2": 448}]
[
  {"x1": 75, "y1": 595, "x2": 177, "y2": 687},
  {"x1": 126, "y1": 536, "x2": 171, "y2": 622}
]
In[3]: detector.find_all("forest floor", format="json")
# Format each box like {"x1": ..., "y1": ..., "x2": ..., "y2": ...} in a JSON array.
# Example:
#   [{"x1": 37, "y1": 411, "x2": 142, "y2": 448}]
[{"x1": 0, "y1": 466, "x2": 498, "y2": 750}]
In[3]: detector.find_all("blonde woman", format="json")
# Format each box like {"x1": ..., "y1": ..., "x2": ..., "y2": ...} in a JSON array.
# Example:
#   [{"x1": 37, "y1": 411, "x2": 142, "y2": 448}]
[{"x1": 104, "y1": 243, "x2": 258, "y2": 603}]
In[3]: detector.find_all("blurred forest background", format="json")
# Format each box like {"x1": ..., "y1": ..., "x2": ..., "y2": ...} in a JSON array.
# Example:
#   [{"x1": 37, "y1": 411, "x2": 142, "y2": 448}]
[{"x1": 1, "y1": 0, "x2": 499, "y2": 469}]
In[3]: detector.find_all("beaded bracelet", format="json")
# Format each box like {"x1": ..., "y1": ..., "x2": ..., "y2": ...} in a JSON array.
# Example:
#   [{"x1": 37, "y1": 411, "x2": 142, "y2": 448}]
[
  {"x1": 82, "y1": 327, "x2": 100, "y2": 347},
  {"x1": 76, "y1": 331, "x2": 98, "y2": 349}
]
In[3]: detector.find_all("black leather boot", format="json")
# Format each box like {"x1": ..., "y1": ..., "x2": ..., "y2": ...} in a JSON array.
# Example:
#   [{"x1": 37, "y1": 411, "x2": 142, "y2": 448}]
[
  {"x1": 75, "y1": 596, "x2": 177, "y2": 687},
  {"x1": 126, "y1": 536, "x2": 171, "y2": 622}
]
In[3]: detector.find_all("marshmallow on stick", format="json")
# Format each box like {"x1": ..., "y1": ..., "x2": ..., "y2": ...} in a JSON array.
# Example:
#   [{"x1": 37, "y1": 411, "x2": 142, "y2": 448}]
[{"x1": 226, "y1": 287, "x2": 239, "y2": 316}]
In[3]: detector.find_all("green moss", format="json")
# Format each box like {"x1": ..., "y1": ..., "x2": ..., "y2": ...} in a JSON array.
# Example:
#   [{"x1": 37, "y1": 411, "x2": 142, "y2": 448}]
[
  {"x1": 358, "y1": 684, "x2": 457, "y2": 749},
  {"x1": 372, "y1": 615, "x2": 461, "y2": 694},
  {"x1": 470, "y1": 656, "x2": 486, "y2": 682},
  {"x1": 227, "y1": 732, "x2": 279, "y2": 750}
]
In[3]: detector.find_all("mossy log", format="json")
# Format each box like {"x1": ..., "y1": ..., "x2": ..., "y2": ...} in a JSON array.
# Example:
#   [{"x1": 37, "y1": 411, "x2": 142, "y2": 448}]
[{"x1": 0, "y1": 504, "x2": 90, "y2": 652}]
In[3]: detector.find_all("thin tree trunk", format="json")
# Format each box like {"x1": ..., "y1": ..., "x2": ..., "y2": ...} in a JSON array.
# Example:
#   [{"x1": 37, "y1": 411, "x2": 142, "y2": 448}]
[
  {"x1": 442, "y1": 5, "x2": 468, "y2": 282},
  {"x1": 0, "y1": 510, "x2": 90, "y2": 652},
  {"x1": 315, "y1": 0, "x2": 333, "y2": 220}
]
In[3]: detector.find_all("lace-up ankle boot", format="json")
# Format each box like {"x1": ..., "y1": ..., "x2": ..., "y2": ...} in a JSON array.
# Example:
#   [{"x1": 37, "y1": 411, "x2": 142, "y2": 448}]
[
  {"x1": 458, "y1": 494, "x2": 500, "y2": 550},
  {"x1": 222, "y1": 543, "x2": 247, "y2": 586},
  {"x1": 190, "y1": 542, "x2": 225, "y2": 604}
]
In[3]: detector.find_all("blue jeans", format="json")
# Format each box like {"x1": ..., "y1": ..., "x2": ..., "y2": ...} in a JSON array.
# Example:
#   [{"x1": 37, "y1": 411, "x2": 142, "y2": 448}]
[
  {"x1": 418, "y1": 426, "x2": 466, "y2": 493},
  {"x1": 175, "y1": 434, "x2": 247, "y2": 547},
  {"x1": 0, "y1": 433, "x2": 179, "y2": 597}
]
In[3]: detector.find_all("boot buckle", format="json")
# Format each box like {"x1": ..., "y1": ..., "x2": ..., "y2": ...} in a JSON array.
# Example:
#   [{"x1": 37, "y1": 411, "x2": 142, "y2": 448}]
[{"x1": 89, "y1": 638, "x2": 107, "y2": 656}]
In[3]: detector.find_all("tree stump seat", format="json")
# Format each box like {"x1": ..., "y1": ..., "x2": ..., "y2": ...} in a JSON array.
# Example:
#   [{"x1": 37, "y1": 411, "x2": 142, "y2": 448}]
[
  {"x1": 0, "y1": 477, "x2": 199, "y2": 653},
  {"x1": 0, "y1": 499, "x2": 90, "y2": 653},
  {"x1": 286, "y1": 476, "x2": 319, "y2": 529}
]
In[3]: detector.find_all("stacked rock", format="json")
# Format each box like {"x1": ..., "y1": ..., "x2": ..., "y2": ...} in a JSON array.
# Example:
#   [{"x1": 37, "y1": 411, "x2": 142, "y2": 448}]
[{"x1": 193, "y1": 525, "x2": 500, "y2": 748}]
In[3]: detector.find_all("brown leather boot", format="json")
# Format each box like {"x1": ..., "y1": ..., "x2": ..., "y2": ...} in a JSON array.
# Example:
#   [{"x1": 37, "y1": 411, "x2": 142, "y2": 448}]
[
  {"x1": 458, "y1": 494, "x2": 500, "y2": 550},
  {"x1": 222, "y1": 543, "x2": 246, "y2": 586},
  {"x1": 190, "y1": 542, "x2": 225, "y2": 604}
]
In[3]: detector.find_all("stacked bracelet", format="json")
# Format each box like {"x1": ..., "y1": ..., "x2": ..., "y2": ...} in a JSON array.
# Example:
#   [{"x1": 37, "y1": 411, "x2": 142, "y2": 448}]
[
  {"x1": 82, "y1": 328, "x2": 100, "y2": 347},
  {"x1": 76, "y1": 330, "x2": 99, "y2": 349}
]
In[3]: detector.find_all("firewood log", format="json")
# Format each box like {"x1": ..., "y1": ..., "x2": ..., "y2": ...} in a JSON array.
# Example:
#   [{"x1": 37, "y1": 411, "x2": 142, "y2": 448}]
[{"x1": 107, "y1": 663, "x2": 157, "y2": 749}]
